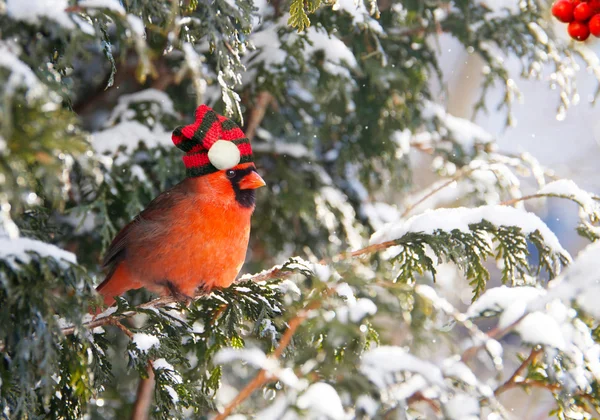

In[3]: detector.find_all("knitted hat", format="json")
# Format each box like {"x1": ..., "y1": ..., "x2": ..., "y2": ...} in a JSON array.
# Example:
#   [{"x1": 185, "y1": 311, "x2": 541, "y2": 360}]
[{"x1": 172, "y1": 105, "x2": 253, "y2": 177}]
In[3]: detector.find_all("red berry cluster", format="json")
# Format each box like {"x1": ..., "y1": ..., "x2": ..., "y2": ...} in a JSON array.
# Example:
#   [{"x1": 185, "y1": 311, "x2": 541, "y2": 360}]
[{"x1": 552, "y1": 0, "x2": 600, "y2": 41}]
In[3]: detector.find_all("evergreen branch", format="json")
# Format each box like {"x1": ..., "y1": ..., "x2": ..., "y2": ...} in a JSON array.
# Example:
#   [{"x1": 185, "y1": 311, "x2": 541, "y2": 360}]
[
  {"x1": 214, "y1": 293, "x2": 329, "y2": 420},
  {"x1": 61, "y1": 239, "x2": 402, "y2": 337},
  {"x1": 461, "y1": 312, "x2": 528, "y2": 363}
]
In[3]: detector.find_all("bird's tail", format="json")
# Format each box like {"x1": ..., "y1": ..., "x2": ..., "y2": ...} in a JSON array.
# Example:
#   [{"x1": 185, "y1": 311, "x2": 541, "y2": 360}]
[{"x1": 95, "y1": 263, "x2": 139, "y2": 309}]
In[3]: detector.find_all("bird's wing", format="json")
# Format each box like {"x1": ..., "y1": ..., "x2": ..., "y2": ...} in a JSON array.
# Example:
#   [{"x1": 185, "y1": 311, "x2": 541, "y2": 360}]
[{"x1": 101, "y1": 181, "x2": 191, "y2": 271}]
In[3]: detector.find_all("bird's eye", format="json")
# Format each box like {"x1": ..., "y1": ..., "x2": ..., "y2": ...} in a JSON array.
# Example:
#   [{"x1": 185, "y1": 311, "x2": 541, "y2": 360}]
[{"x1": 226, "y1": 169, "x2": 236, "y2": 179}]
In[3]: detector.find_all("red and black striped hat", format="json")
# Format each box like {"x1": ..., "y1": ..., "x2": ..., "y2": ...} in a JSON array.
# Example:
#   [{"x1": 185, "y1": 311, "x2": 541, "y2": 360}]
[{"x1": 172, "y1": 105, "x2": 253, "y2": 177}]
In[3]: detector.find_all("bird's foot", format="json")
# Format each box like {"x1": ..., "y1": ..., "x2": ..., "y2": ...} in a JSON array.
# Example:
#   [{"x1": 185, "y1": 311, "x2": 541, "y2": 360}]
[{"x1": 159, "y1": 280, "x2": 195, "y2": 306}]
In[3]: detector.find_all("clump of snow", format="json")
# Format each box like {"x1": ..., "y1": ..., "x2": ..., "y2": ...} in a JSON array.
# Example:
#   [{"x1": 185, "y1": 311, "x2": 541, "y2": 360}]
[
  {"x1": 296, "y1": 382, "x2": 345, "y2": 420},
  {"x1": 214, "y1": 348, "x2": 300, "y2": 388},
  {"x1": 164, "y1": 385, "x2": 179, "y2": 403},
  {"x1": 538, "y1": 179, "x2": 599, "y2": 215},
  {"x1": 78, "y1": 0, "x2": 125, "y2": 14},
  {"x1": 0, "y1": 235, "x2": 77, "y2": 267},
  {"x1": 316, "y1": 187, "x2": 363, "y2": 250},
  {"x1": 91, "y1": 121, "x2": 171, "y2": 165},
  {"x1": 214, "y1": 347, "x2": 269, "y2": 368},
  {"x1": 274, "y1": 279, "x2": 301, "y2": 297},
  {"x1": 361, "y1": 202, "x2": 401, "y2": 231},
  {"x1": 132, "y1": 333, "x2": 160, "y2": 353},
  {"x1": 127, "y1": 15, "x2": 146, "y2": 36},
  {"x1": 546, "y1": 241, "x2": 600, "y2": 318},
  {"x1": 422, "y1": 102, "x2": 494, "y2": 151},
  {"x1": 152, "y1": 359, "x2": 183, "y2": 384},
  {"x1": 252, "y1": 141, "x2": 312, "y2": 159},
  {"x1": 0, "y1": 42, "x2": 46, "y2": 100},
  {"x1": 444, "y1": 393, "x2": 480, "y2": 420},
  {"x1": 335, "y1": 283, "x2": 378, "y2": 323},
  {"x1": 442, "y1": 357, "x2": 477, "y2": 387},
  {"x1": 501, "y1": 310, "x2": 566, "y2": 350},
  {"x1": 466, "y1": 285, "x2": 544, "y2": 318},
  {"x1": 356, "y1": 395, "x2": 378, "y2": 417},
  {"x1": 105, "y1": 89, "x2": 176, "y2": 126},
  {"x1": 370, "y1": 205, "x2": 569, "y2": 257},
  {"x1": 475, "y1": 0, "x2": 520, "y2": 19},
  {"x1": 250, "y1": 18, "x2": 357, "y2": 78},
  {"x1": 332, "y1": 0, "x2": 383, "y2": 33},
  {"x1": 360, "y1": 346, "x2": 444, "y2": 389},
  {"x1": 7, "y1": 0, "x2": 74, "y2": 29}
]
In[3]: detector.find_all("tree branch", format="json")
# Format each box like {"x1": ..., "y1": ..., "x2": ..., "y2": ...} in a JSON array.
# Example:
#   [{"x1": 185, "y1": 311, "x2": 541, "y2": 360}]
[
  {"x1": 214, "y1": 293, "x2": 329, "y2": 420},
  {"x1": 131, "y1": 363, "x2": 156, "y2": 420},
  {"x1": 243, "y1": 91, "x2": 274, "y2": 141},
  {"x1": 494, "y1": 347, "x2": 542, "y2": 396}
]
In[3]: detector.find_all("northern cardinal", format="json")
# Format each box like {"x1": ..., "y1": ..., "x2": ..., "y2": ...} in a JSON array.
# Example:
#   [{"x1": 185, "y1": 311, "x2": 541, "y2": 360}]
[{"x1": 95, "y1": 105, "x2": 265, "y2": 307}]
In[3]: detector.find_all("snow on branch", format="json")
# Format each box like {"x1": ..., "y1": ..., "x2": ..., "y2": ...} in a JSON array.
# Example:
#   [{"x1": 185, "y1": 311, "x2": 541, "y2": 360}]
[
  {"x1": 370, "y1": 205, "x2": 569, "y2": 298},
  {"x1": 370, "y1": 205, "x2": 565, "y2": 255}
]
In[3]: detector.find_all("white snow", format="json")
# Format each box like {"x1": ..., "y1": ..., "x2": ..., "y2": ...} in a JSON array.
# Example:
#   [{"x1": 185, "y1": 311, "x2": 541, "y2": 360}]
[
  {"x1": 0, "y1": 235, "x2": 77, "y2": 267},
  {"x1": 91, "y1": 121, "x2": 171, "y2": 163},
  {"x1": 164, "y1": 385, "x2": 179, "y2": 403},
  {"x1": 250, "y1": 18, "x2": 357, "y2": 78},
  {"x1": 335, "y1": 283, "x2": 377, "y2": 323},
  {"x1": 545, "y1": 241, "x2": 600, "y2": 318},
  {"x1": 317, "y1": 187, "x2": 363, "y2": 250},
  {"x1": 466, "y1": 285, "x2": 545, "y2": 318},
  {"x1": 360, "y1": 346, "x2": 445, "y2": 389},
  {"x1": 422, "y1": 102, "x2": 494, "y2": 150},
  {"x1": 214, "y1": 347, "x2": 269, "y2": 367},
  {"x1": 127, "y1": 15, "x2": 146, "y2": 36},
  {"x1": 442, "y1": 357, "x2": 477, "y2": 387},
  {"x1": 332, "y1": 0, "x2": 383, "y2": 33},
  {"x1": 296, "y1": 382, "x2": 345, "y2": 420},
  {"x1": 475, "y1": 0, "x2": 520, "y2": 19},
  {"x1": 538, "y1": 179, "x2": 599, "y2": 215},
  {"x1": 0, "y1": 42, "x2": 45, "y2": 99},
  {"x1": 356, "y1": 395, "x2": 378, "y2": 416},
  {"x1": 132, "y1": 333, "x2": 160, "y2": 352},
  {"x1": 503, "y1": 311, "x2": 566, "y2": 350},
  {"x1": 274, "y1": 279, "x2": 301, "y2": 297},
  {"x1": 78, "y1": 0, "x2": 125, "y2": 14},
  {"x1": 106, "y1": 89, "x2": 176, "y2": 126},
  {"x1": 370, "y1": 205, "x2": 569, "y2": 257},
  {"x1": 214, "y1": 348, "x2": 300, "y2": 388},
  {"x1": 7, "y1": 0, "x2": 74, "y2": 29},
  {"x1": 152, "y1": 359, "x2": 182, "y2": 383},
  {"x1": 444, "y1": 393, "x2": 480, "y2": 420},
  {"x1": 252, "y1": 141, "x2": 312, "y2": 158}
]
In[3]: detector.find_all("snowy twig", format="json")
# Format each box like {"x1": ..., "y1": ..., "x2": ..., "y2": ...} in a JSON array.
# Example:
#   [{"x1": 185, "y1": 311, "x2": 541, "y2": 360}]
[
  {"x1": 461, "y1": 313, "x2": 528, "y2": 363},
  {"x1": 401, "y1": 166, "x2": 477, "y2": 218},
  {"x1": 214, "y1": 293, "x2": 330, "y2": 420},
  {"x1": 493, "y1": 347, "x2": 542, "y2": 396}
]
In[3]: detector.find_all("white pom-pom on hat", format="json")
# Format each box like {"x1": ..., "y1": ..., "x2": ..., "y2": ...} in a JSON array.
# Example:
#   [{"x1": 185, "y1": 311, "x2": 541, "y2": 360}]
[{"x1": 207, "y1": 140, "x2": 241, "y2": 170}]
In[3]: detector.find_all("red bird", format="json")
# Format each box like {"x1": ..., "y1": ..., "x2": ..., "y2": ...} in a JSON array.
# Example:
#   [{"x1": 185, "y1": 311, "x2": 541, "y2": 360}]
[{"x1": 95, "y1": 105, "x2": 265, "y2": 307}]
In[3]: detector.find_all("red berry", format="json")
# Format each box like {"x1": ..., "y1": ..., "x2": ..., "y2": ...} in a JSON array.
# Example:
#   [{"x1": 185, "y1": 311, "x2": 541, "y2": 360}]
[
  {"x1": 589, "y1": 0, "x2": 600, "y2": 12},
  {"x1": 568, "y1": 20, "x2": 591, "y2": 40},
  {"x1": 553, "y1": 1, "x2": 575, "y2": 22},
  {"x1": 574, "y1": 3, "x2": 593, "y2": 20},
  {"x1": 589, "y1": 14, "x2": 600, "y2": 36}
]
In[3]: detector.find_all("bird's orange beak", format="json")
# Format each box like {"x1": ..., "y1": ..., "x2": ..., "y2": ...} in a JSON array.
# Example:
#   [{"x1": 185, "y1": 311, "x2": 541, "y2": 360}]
[{"x1": 238, "y1": 171, "x2": 266, "y2": 190}]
